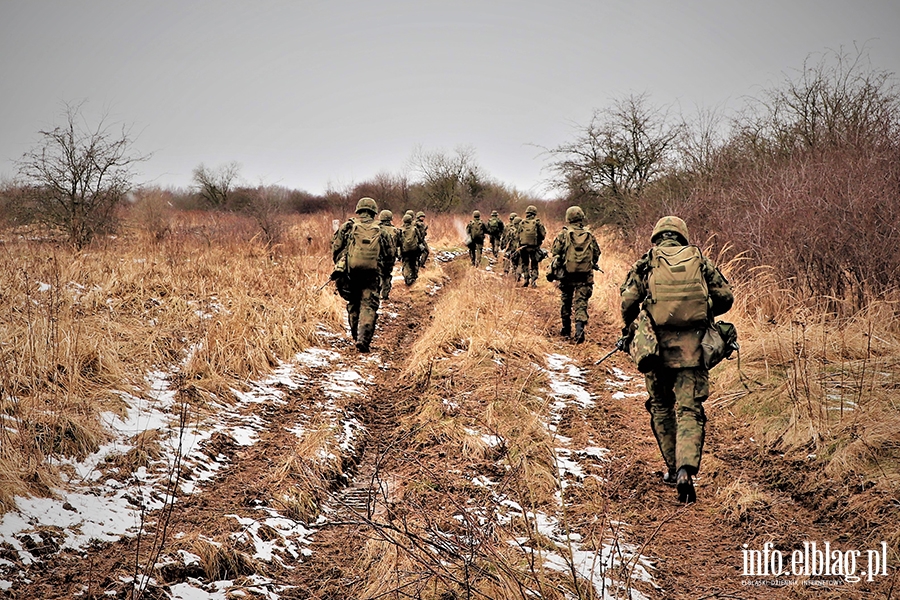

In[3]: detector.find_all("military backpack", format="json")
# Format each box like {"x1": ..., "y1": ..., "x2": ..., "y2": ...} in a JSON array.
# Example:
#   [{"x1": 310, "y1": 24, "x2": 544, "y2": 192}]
[
  {"x1": 564, "y1": 227, "x2": 593, "y2": 273},
  {"x1": 487, "y1": 216, "x2": 503, "y2": 236},
  {"x1": 519, "y1": 218, "x2": 539, "y2": 246},
  {"x1": 645, "y1": 245, "x2": 708, "y2": 328},
  {"x1": 346, "y1": 220, "x2": 381, "y2": 270},
  {"x1": 400, "y1": 223, "x2": 419, "y2": 254},
  {"x1": 468, "y1": 220, "x2": 486, "y2": 242}
]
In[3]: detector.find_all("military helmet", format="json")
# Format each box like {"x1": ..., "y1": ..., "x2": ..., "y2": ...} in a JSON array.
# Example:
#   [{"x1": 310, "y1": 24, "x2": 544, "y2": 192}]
[
  {"x1": 379, "y1": 210, "x2": 393, "y2": 222},
  {"x1": 509, "y1": 212, "x2": 517, "y2": 220},
  {"x1": 491, "y1": 210, "x2": 498, "y2": 217},
  {"x1": 513, "y1": 216, "x2": 522, "y2": 225},
  {"x1": 416, "y1": 211, "x2": 425, "y2": 220},
  {"x1": 565, "y1": 206, "x2": 585, "y2": 223},
  {"x1": 651, "y1": 216, "x2": 690, "y2": 245},
  {"x1": 402, "y1": 213, "x2": 413, "y2": 224},
  {"x1": 525, "y1": 204, "x2": 537, "y2": 216},
  {"x1": 405, "y1": 209, "x2": 414, "y2": 216},
  {"x1": 356, "y1": 197, "x2": 378, "y2": 215},
  {"x1": 472, "y1": 210, "x2": 481, "y2": 219}
]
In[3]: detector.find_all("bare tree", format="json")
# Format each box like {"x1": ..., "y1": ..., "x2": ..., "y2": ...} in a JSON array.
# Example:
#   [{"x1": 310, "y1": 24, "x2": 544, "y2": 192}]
[
  {"x1": 192, "y1": 161, "x2": 241, "y2": 209},
  {"x1": 545, "y1": 93, "x2": 681, "y2": 228},
  {"x1": 15, "y1": 102, "x2": 148, "y2": 248},
  {"x1": 408, "y1": 145, "x2": 481, "y2": 212}
]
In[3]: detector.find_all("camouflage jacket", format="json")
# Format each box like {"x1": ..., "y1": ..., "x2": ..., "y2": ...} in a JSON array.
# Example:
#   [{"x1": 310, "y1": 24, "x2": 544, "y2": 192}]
[
  {"x1": 379, "y1": 221, "x2": 401, "y2": 260},
  {"x1": 332, "y1": 215, "x2": 395, "y2": 270},
  {"x1": 620, "y1": 240, "x2": 733, "y2": 368},
  {"x1": 466, "y1": 219, "x2": 487, "y2": 241},
  {"x1": 517, "y1": 217, "x2": 546, "y2": 248},
  {"x1": 550, "y1": 224, "x2": 601, "y2": 282}
]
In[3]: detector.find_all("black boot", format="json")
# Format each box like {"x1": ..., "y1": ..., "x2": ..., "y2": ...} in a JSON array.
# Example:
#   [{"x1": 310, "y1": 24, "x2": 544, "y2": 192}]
[
  {"x1": 662, "y1": 468, "x2": 677, "y2": 486},
  {"x1": 676, "y1": 468, "x2": 696, "y2": 503},
  {"x1": 574, "y1": 321, "x2": 586, "y2": 344},
  {"x1": 560, "y1": 316, "x2": 571, "y2": 337}
]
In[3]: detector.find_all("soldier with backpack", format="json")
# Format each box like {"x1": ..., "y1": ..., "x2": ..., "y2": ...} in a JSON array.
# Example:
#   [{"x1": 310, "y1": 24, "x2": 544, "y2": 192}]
[
  {"x1": 517, "y1": 205, "x2": 546, "y2": 287},
  {"x1": 500, "y1": 213, "x2": 518, "y2": 275},
  {"x1": 378, "y1": 210, "x2": 401, "y2": 300},
  {"x1": 465, "y1": 210, "x2": 488, "y2": 267},
  {"x1": 548, "y1": 206, "x2": 600, "y2": 343},
  {"x1": 415, "y1": 211, "x2": 430, "y2": 268},
  {"x1": 486, "y1": 210, "x2": 505, "y2": 257},
  {"x1": 331, "y1": 197, "x2": 395, "y2": 353},
  {"x1": 620, "y1": 216, "x2": 733, "y2": 503},
  {"x1": 399, "y1": 212, "x2": 424, "y2": 286}
]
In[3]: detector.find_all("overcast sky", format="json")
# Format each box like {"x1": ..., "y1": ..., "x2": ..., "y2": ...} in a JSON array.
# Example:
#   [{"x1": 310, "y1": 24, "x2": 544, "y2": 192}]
[{"x1": 2, "y1": 1, "x2": 899, "y2": 198}]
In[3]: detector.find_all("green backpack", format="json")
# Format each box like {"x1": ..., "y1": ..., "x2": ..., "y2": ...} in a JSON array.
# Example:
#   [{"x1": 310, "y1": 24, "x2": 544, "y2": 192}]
[
  {"x1": 487, "y1": 216, "x2": 502, "y2": 235},
  {"x1": 564, "y1": 228, "x2": 593, "y2": 273},
  {"x1": 346, "y1": 220, "x2": 381, "y2": 270},
  {"x1": 645, "y1": 245, "x2": 708, "y2": 328},
  {"x1": 401, "y1": 223, "x2": 419, "y2": 253},
  {"x1": 519, "y1": 218, "x2": 539, "y2": 245}
]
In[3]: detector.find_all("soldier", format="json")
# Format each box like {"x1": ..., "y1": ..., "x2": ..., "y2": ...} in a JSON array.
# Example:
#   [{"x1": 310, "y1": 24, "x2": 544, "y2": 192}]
[
  {"x1": 399, "y1": 212, "x2": 424, "y2": 286},
  {"x1": 331, "y1": 197, "x2": 394, "y2": 353},
  {"x1": 415, "y1": 211, "x2": 430, "y2": 267},
  {"x1": 549, "y1": 206, "x2": 600, "y2": 343},
  {"x1": 620, "y1": 216, "x2": 733, "y2": 503},
  {"x1": 500, "y1": 213, "x2": 518, "y2": 275},
  {"x1": 505, "y1": 216, "x2": 523, "y2": 280},
  {"x1": 465, "y1": 210, "x2": 488, "y2": 267},
  {"x1": 486, "y1": 210, "x2": 505, "y2": 257},
  {"x1": 517, "y1": 205, "x2": 546, "y2": 287},
  {"x1": 378, "y1": 210, "x2": 401, "y2": 300}
]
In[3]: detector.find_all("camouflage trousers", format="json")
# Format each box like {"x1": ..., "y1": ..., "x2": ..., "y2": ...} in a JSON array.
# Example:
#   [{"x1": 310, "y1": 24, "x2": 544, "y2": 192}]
[
  {"x1": 644, "y1": 367, "x2": 709, "y2": 475},
  {"x1": 489, "y1": 234, "x2": 501, "y2": 256},
  {"x1": 380, "y1": 260, "x2": 396, "y2": 300},
  {"x1": 559, "y1": 278, "x2": 593, "y2": 324},
  {"x1": 401, "y1": 252, "x2": 420, "y2": 285},
  {"x1": 344, "y1": 270, "x2": 381, "y2": 347},
  {"x1": 519, "y1": 246, "x2": 541, "y2": 283},
  {"x1": 468, "y1": 241, "x2": 484, "y2": 267}
]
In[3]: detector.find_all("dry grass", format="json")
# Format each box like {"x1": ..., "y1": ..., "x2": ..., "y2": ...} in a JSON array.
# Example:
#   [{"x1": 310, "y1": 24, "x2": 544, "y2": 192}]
[{"x1": 0, "y1": 210, "x2": 344, "y2": 513}]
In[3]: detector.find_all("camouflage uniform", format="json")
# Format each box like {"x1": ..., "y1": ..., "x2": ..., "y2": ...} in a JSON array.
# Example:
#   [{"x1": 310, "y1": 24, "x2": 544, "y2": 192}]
[
  {"x1": 465, "y1": 210, "x2": 487, "y2": 267},
  {"x1": 486, "y1": 210, "x2": 505, "y2": 257},
  {"x1": 518, "y1": 205, "x2": 546, "y2": 287},
  {"x1": 332, "y1": 198, "x2": 395, "y2": 352},
  {"x1": 620, "y1": 216, "x2": 733, "y2": 501},
  {"x1": 505, "y1": 216, "x2": 523, "y2": 279},
  {"x1": 414, "y1": 211, "x2": 430, "y2": 267},
  {"x1": 550, "y1": 206, "x2": 600, "y2": 343},
  {"x1": 500, "y1": 213, "x2": 518, "y2": 275},
  {"x1": 399, "y1": 213, "x2": 424, "y2": 286},
  {"x1": 378, "y1": 210, "x2": 401, "y2": 300}
]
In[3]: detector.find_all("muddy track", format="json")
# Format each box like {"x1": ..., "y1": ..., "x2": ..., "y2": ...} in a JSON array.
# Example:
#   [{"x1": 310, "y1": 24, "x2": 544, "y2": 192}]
[
  {"x1": 5, "y1": 264, "x2": 450, "y2": 600},
  {"x1": 529, "y1": 291, "x2": 897, "y2": 600}
]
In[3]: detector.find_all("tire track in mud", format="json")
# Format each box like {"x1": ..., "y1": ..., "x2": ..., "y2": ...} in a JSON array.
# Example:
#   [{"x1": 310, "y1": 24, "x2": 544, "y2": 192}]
[{"x1": 3, "y1": 266, "x2": 449, "y2": 600}]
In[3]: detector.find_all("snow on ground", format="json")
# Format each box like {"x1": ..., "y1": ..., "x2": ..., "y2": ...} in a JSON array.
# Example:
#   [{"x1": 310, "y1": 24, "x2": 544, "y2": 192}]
[
  {"x1": 0, "y1": 341, "x2": 373, "y2": 595},
  {"x1": 446, "y1": 352, "x2": 656, "y2": 599}
]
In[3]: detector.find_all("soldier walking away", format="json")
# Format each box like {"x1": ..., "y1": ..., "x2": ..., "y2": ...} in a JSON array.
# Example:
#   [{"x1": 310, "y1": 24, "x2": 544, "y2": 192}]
[
  {"x1": 517, "y1": 205, "x2": 546, "y2": 287},
  {"x1": 399, "y1": 212, "x2": 424, "y2": 286},
  {"x1": 486, "y1": 210, "x2": 505, "y2": 257},
  {"x1": 505, "y1": 216, "x2": 523, "y2": 280},
  {"x1": 415, "y1": 211, "x2": 430, "y2": 267},
  {"x1": 501, "y1": 213, "x2": 518, "y2": 275},
  {"x1": 331, "y1": 197, "x2": 394, "y2": 353},
  {"x1": 378, "y1": 210, "x2": 401, "y2": 300},
  {"x1": 465, "y1": 210, "x2": 488, "y2": 267},
  {"x1": 549, "y1": 206, "x2": 600, "y2": 344},
  {"x1": 620, "y1": 216, "x2": 733, "y2": 502}
]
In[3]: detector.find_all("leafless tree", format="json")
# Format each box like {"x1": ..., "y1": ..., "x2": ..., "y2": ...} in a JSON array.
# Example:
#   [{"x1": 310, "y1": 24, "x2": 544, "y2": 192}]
[
  {"x1": 15, "y1": 102, "x2": 149, "y2": 248},
  {"x1": 545, "y1": 93, "x2": 681, "y2": 228},
  {"x1": 409, "y1": 145, "x2": 482, "y2": 212},
  {"x1": 192, "y1": 161, "x2": 241, "y2": 209}
]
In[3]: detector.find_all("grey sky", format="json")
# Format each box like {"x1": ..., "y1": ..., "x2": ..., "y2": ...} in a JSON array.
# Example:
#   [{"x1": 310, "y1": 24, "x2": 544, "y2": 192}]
[{"x1": 2, "y1": 1, "x2": 899, "y2": 198}]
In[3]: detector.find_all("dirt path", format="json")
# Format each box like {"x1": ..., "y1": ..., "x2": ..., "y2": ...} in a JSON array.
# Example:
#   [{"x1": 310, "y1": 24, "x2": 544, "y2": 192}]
[{"x1": 6, "y1": 258, "x2": 895, "y2": 600}]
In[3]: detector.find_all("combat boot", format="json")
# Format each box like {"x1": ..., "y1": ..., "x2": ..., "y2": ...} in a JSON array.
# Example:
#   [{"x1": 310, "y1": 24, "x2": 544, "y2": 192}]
[
  {"x1": 560, "y1": 316, "x2": 571, "y2": 338},
  {"x1": 522, "y1": 275, "x2": 530, "y2": 288},
  {"x1": 676, "y1": 468, "x2": 696, "y2": 503},
  {"x1": 662, "y1": 468, "x2": 677, "y2": 485},
  {"x1": 574, "y1": 321, "x2": 586, "y2": 344}
]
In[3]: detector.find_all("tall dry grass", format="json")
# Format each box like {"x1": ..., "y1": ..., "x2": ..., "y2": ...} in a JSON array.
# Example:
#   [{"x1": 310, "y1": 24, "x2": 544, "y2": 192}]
[{"x1": 0, "y1": 210, "x2": 344, "y2": 512}]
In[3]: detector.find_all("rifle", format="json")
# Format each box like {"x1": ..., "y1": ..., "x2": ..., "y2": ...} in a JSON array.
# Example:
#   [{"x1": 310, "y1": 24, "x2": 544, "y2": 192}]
[{"x1": 594, "y1": 335, "x2": 628, "y2": 365}]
